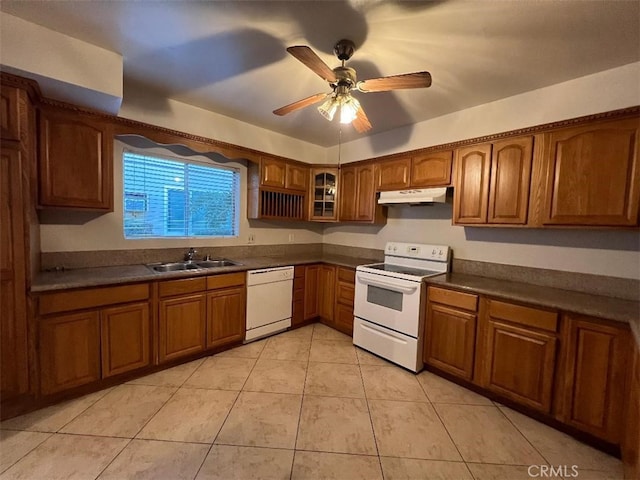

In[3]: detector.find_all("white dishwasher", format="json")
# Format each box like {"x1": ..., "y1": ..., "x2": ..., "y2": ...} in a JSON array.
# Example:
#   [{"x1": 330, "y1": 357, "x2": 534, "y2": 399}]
[{"x1": 245, "y1": 266, "x2": 294, "y2": 342}]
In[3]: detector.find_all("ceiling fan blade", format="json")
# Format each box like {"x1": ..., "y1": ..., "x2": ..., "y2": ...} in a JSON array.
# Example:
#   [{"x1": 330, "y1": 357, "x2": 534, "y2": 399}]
[
  {"x1": 273, "y1": 92, "x2": 329, "y2": 116},
  {"x1": 352, "y1": 104, "x2": 372, "y2": 133},
  {"x1": 357, "y1": 71, "x2": 432, "y2": 93},
  {"x1": 287, "y1": 46, "x2": 337, "y2": 83}
]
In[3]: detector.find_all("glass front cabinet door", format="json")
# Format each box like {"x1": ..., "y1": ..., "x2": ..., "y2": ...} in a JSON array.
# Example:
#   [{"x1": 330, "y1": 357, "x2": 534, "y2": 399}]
[{"x1": 309, "y1": 168, "x2": 339, "y2": 222}]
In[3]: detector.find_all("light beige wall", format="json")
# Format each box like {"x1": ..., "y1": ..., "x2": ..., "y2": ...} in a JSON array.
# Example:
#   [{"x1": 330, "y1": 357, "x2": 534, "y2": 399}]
[
  {"x1": 323, "y1": 63, "x2": 640, "y2": 280},
  {"x1": 0, "y1": 12, "x2": 123, "y2": 112},
  {"x1": 119, "y1": 82, "x2": 327, "y2": 164},
  {"x1": 39, "y1": 140, "x2": 323, "y2": 252}
]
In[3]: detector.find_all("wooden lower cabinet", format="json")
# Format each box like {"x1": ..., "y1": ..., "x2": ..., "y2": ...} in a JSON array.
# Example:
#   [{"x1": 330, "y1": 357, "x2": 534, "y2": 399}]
[
  {"x1": 478, "y1": 299, "x2": 558, "y2": 413},
  {"x1": 101, "y1": 302, "x2": 151, "y2": 378},
  {"x1": 207, "y1": 286, "x2": 245, "y2": 349},
  {"x1": 424, "y1": 287, "x2": 478, "y2": 381},
  {"x1": 334, "y1": 267, "x2": 355, "y2": 335},
  {"x1": 158, "y1": 294, "x2": 206, "y2": 363},
  {"x1": 318, "y1": 265, "x2": 336, "y2": 322},
  {"x1": 557, "y1": 314, "x2": 630, "y2": 444},
  {"x1": 304, "y1": 265, "x2": 320, "y2": 320},
  {"x1": 292, "y1": 266, "x2": 306, "y2": 327},
  {"x1": 425, "y1": 303, "x2": 477, "y2": 380},
  {"x1": 623, "y1": 342, "x2": 640, "y2": 479},
  {"x1": 40, "y1": 311, "x2": 101, "y2": 395}
]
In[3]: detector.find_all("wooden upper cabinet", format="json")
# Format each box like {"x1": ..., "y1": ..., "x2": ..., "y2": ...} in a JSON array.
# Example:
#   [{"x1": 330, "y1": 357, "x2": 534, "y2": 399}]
[
  {"x1": 488, "y1": 137, "x2": 533, "y2": 224},
  {"x1": 39, "y1": 107, "x2": 113, "y2": 211},
  {"x1": 340, "y1": 163, "x2": 384, "y2": 223},
  {"x1": 411, "y1": 151, "x2": 453, "y2": 187},
  {"x1": 260, "y1": 156, "x2": 286, "y2": 188},
  {"x1": 540, "y1": 117, "x2": 640, "y2": 226},
  {"x1": 101, "y1": 302, "x2": 150, "y2": 378},
  {"x1": 453, "y1": 144, "x2": 492, "y2": 224},
  {"x1": 285, "y1": 163, "x2": 308, "y2": 191},
  {"x1": 339, "y1": 165, "x2": 358, "y2": 221},
  {"x1": 309, "y1": 168, "x2": 338, "y2": 222},
  {"x1": 1, "y1": 86, "x2": 20, "y2": 141},
  {"x1": 355, "y1": 164, "x2": 376, "y2": 221},
  {"x1": 558, "y1": 315, "x2": 630, "y2": 443},
  {"x1": 377, "y1": 157, "x2": 411, "y2": 191}
]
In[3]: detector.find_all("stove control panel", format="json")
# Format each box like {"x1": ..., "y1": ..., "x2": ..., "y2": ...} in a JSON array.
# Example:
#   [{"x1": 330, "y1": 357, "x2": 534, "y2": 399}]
[{"x1": 385, "y1": 242, "x2": 450, "y2": 262}]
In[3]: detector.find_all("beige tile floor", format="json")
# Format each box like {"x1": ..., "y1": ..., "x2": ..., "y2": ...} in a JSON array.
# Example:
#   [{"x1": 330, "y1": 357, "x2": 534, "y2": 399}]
[{"x1": 0, "y1": 323, "x2": 624, "y2": 480}]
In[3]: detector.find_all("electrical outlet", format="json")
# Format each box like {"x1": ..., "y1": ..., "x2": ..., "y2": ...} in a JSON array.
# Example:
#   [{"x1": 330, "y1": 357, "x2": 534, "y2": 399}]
[
  {"x1": 248, "y1": 234, "x2": 255, "y2": 244},
  {"x1": 288, "y1": 233, "x2": 295, "y2": 243}
]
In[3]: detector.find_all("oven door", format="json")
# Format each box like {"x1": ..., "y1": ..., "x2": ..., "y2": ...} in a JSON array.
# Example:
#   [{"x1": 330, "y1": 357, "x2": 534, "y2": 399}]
[{"x1": 354, "y1": 270, "x2": 424, "y2": 338}]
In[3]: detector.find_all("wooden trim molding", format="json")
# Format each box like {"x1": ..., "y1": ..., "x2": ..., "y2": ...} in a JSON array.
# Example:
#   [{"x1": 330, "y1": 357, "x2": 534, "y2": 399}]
[{"x1": 4, "y1": 72, "x2": 638, "y2": 169}]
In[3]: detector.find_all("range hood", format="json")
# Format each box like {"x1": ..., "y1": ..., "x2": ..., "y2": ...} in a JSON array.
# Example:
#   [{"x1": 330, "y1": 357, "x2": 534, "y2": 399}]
[{"x1": 378, "y1": 187, "x2": 448, "y2": 205}]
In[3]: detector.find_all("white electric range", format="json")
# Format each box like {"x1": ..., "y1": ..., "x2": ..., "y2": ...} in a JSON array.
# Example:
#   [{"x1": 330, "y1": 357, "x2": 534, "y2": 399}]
[{"x1": 353, "y1": 242, "x2": 450, "y2": 372}]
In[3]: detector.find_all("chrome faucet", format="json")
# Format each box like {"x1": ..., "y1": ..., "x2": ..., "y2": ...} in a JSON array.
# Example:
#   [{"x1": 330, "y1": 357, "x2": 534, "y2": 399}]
[{"x1": 184, "y1": 247, "x2": 197, "y2": 261}]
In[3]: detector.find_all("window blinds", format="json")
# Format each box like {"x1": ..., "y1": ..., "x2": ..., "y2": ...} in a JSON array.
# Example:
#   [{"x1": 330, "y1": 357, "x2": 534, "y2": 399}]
[{"x1": 123, "y1": 151, "x2": 239, "y2": 239}]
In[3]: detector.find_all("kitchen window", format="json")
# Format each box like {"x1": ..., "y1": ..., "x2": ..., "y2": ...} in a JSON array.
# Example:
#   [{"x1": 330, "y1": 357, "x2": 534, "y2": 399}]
[{"x1": 123, "y1": 151, "x2": 239, "y2": 239}]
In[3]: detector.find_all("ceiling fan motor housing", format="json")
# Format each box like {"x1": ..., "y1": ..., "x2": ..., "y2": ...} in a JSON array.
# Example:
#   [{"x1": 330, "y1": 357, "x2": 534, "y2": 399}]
[
  {"x1": 334, "y1": 39, "x2": 356, "y2": 61},
  {"x1": 333, "y1": 66, "x2": 357, "y2": 91}
]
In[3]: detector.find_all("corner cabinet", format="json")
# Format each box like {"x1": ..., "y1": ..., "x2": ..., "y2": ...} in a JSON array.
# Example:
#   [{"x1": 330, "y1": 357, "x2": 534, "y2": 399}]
[
  {"x1": 539, "y1": 117, "x2": 640, "y2": 226},
  {"x1": 309, "y1": 168, "x2": 339, "y2": 222},
  {"x1": 339, "y1": 163, "x2": 386, "y2": 223},
  {"x1": 38, "y1": 106, "x2": 113, "y2": 211}
]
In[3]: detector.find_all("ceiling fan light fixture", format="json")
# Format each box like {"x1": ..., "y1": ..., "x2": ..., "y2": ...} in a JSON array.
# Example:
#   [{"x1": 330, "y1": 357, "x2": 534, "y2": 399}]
[
  {"x1": 339, "y1": 95, "x2": 360, "y2": 124},
  {"x1": 317, "y1": 96, "x2": 338, "y2": 121}
]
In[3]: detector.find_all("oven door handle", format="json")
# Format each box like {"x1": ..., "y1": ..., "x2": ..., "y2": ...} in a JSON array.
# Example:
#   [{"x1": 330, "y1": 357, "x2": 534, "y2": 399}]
[{"x1": 356, "y1": 273, "x2": 418, "y2": 294}]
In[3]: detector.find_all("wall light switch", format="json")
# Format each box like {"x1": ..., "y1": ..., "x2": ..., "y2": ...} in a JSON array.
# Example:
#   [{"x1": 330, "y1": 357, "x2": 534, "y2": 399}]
[
  {"x1": 288, "y1": 233, "x2": 294, "y2": 243},
  {"x1": 248, "y1": 234, "x2": 255, "y2": 244}
]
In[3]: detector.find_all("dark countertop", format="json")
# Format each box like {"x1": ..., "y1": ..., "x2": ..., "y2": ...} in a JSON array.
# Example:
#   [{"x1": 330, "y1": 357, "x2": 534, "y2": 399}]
[
  {"x1": 427, "y1": 272, "x2": 640, "y2": 344},
  {"x1": 31, "y1": 253, "x2": 376, "y2": 293},
  {"x1": 32, "y1": 257, "x2": 639, "y2": 345}
]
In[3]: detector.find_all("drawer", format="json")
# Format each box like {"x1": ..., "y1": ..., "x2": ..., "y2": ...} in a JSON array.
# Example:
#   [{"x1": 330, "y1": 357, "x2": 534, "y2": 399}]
[
  {"x1": 39, "y1": 283, "x2": 149, "y2": 315},
  {"x1": 293, "y1": 277, "x2": 304, "y2": 291},
  {"x1": 207, "y1": 272, "x2": 246, "y2": 290},
  {"x1": 293, "y1": 288, "x2": 304, "y2": 303},
  {"x1": 428, "y1": 286, "x2": 478, "y2": 312},
  {"x1": 488, "y1": 299, "x2": 558, "y2": 332},
  {"x1": 337, "y1": 267, "x2": 356, "y2": 283},
  {"x1": 336, "y1": 281, "x2": 354, "y2": 306},
  {"x1": 159, "y1": 277, "x2": 207, "y2": 298},
  {"x1": 294, "y1": 266, "x2": 305, "y2": 278}
]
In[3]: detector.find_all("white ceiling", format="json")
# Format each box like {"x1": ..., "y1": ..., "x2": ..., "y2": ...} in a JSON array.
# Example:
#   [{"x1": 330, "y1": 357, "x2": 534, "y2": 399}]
[{"x1": 2, "y1": 0, "x2": 639, "y2": 147}]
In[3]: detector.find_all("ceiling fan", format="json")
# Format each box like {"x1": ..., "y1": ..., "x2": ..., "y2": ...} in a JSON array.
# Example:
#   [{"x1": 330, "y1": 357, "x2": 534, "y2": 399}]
[{"x1": 273, "y1": 39, "x2": 432, "y2": 133}]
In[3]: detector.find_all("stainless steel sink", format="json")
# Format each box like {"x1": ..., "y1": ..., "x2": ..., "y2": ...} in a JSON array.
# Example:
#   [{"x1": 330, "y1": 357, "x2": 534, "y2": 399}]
[
  {"x1": 194, "y1": 260, "x2": 239, "y2": 268},
  {"x1": 147, "y1": 259, "x2": 241, "y2": 273}
]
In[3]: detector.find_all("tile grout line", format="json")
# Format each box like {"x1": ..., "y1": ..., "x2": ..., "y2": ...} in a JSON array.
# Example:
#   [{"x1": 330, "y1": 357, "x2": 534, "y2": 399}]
[
  {"x1": 290, "y1": 325, "x2": 314, "y2": 480},
  {"x1": 0, "y1": 431, "x2": 54, "y2": 475},
  {"x1": 192, "y1": 339, "x2": 266, "y2": 480},
  {"x1": 356, "y1": 348, "x2": 386, "y2": 479},
  {"x1": 494, "y1": 405, "x2": 553, "y2": 467},
  {"x1": 417, "y1": 375, "x2": 470, "y2": 470}
]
